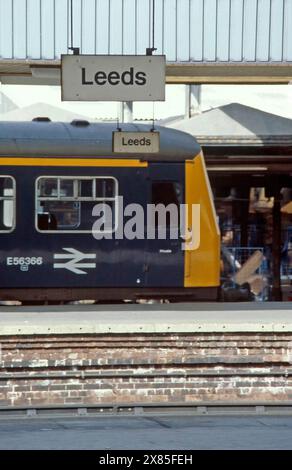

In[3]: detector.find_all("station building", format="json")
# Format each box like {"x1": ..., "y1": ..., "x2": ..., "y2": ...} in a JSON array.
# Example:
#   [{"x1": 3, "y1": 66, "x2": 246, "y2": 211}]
[{"x1": 164, "y1": 103, "x2": 292, "y2": 301}]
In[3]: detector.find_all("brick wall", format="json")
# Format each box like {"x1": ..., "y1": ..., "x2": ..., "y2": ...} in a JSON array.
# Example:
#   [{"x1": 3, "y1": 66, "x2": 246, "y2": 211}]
[{"x1": 1, "y1": 333, "x2": 292, "y2": 407}]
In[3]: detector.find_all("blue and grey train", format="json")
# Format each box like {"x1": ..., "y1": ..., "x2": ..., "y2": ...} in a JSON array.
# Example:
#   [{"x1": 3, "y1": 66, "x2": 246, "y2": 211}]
[{"x1": 0, "y1": 120, "x2": 220, "y2": 302}]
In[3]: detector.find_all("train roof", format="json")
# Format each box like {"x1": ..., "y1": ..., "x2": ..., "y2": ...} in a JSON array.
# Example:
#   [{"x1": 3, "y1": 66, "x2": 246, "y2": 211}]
[{"x1": 0, "y1": 121, "x2": 201, "y2": 161}]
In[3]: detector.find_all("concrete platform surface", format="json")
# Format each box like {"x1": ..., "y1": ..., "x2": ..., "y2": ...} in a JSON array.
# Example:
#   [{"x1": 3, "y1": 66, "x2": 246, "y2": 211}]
[
  {"x1": 0, "y1": 414, "x2": 292, "y2": 450},
  {"x1": 0, "y1": 302, "x2": 291, "y2": 335}
]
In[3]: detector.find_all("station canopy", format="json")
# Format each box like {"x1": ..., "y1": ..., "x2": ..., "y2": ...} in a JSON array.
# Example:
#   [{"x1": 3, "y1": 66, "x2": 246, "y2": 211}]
[
  {"x1": 163, "y1": 103, "x2": 292, "y2": 145},
  {"x1": 162, "y1": 103, "x2": 292, "y2": 188},
  {"x1": 0, "y1": 0, "x2": 292, "y2": 85}
]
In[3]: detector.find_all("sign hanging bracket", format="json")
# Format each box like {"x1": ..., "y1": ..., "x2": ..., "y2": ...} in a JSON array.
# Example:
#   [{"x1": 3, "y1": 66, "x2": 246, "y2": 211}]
[
  {"x1": 146, "y1": 0, "x2": 157, "y2": 56},
  {"x1": 146, "y1": 47, "x2": 157, "y2": 56},
  {"x1": 68, "y1": 47, "x2": 80, "y2": 55},
  {"x1": 68, "y1": 0, "x2": 80, "y2": 55},
  {"x1": 116, "y1": 118, "x2": 122, "y2": 132}
]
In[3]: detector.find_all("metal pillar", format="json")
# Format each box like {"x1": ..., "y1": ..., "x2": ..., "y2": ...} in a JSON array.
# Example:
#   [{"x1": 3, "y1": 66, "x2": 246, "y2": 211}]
[
  {"x1": 119, "y1": 101, "x2": 133, "y2": 123},
  {"x1": 271, "y1": 190, "x2": 282, "y2": 301},
  {"x1": 238, "y1": 188, "x2": 250, "y2": 247},
  {"x1": 185, "y1": 85, "x2": 201, "y2": 119}
]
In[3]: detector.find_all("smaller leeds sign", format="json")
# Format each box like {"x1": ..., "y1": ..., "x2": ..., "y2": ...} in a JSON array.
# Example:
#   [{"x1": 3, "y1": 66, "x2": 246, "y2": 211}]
[
  {"x1": 113, "y1": 132, "x2": 160, "y2": 154},
  {"x1": 61, "y1": 55, "x2": 165, "y2": 102}
]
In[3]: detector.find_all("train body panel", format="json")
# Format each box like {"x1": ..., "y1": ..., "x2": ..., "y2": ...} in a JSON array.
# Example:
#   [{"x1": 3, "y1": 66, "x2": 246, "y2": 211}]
[{"x1": 184, "y1": 153, "x2": 220, "y2": 288}]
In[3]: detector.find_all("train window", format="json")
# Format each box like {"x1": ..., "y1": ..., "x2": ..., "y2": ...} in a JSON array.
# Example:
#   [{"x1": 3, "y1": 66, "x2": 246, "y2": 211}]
[
  {"x1": 151, "y1": 181, "x2": 181, "y2": 228},
  {"x1": 60, "y1": 179, "x2": 75, "y2": 198},
  {"x1": 0, "y1": 176, "x2": 16, "y2": 232},
  {"x1": 38, "y1": 201, "x2": 80, "y2": 229},
  {"x1": 78, "y1": 179, "x2": 93, "y2": 198},
  {"x1": 95, "y1": 179, "x2": 115, "y2": 198},
  {"x1": 36, "y1": 176, "x2": 118, "y2": 232},
  {"x1": 39, "y1": 179, "x2": 58, "y2": 197}
]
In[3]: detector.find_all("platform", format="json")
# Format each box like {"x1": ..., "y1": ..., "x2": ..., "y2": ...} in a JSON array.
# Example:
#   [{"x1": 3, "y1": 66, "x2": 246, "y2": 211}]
[
  {"x1": 0, "y1": 302, "x2": 291, "y2": 336},
  {"x1": 1, "y1": 302, "x2": 292, "y2": 408}
]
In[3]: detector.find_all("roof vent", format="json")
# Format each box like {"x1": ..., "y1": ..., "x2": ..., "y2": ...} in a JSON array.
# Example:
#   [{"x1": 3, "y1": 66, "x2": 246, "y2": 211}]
[
  {"x1": 71, "y1": 119, "x2": 90, "y2": 127},
  {"x1": 32, "y1": 117, "x2": 51, "y2": 122}
]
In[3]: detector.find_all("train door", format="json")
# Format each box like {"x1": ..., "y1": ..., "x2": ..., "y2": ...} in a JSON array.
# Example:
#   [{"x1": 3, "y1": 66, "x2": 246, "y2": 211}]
[
  {"x1": 114, "y1": 166, "x2": 149, "y2": 288},
  {"x1": 145, "y1": 163, "x2": 185, "y2": 287}
]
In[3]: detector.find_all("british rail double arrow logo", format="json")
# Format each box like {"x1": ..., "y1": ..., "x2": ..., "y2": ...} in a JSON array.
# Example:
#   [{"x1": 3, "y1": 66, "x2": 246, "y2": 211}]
[{"x1": 53, "y1": 248, "x2": 96, "y2": 275}]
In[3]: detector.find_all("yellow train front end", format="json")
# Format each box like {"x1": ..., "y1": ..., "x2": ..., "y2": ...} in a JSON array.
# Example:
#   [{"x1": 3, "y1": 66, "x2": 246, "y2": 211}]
[{"x1": 184, "y1": 151, "x2": 221, "y2": 297}]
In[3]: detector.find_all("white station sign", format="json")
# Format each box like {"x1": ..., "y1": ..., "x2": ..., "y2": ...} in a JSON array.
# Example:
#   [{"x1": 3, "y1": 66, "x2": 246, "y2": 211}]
[
  {"x1": 61, "y1": 55, "x2": 165, "y2": 102},
  {"x1": 113, "y1": 132, "x2": 160, "y2": 154}
]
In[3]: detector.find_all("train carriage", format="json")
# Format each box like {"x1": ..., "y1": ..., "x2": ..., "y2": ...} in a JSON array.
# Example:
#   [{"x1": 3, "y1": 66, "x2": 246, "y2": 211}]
[{"x1": 0, "y1": 121, "x2": 220, "y2": 302}]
